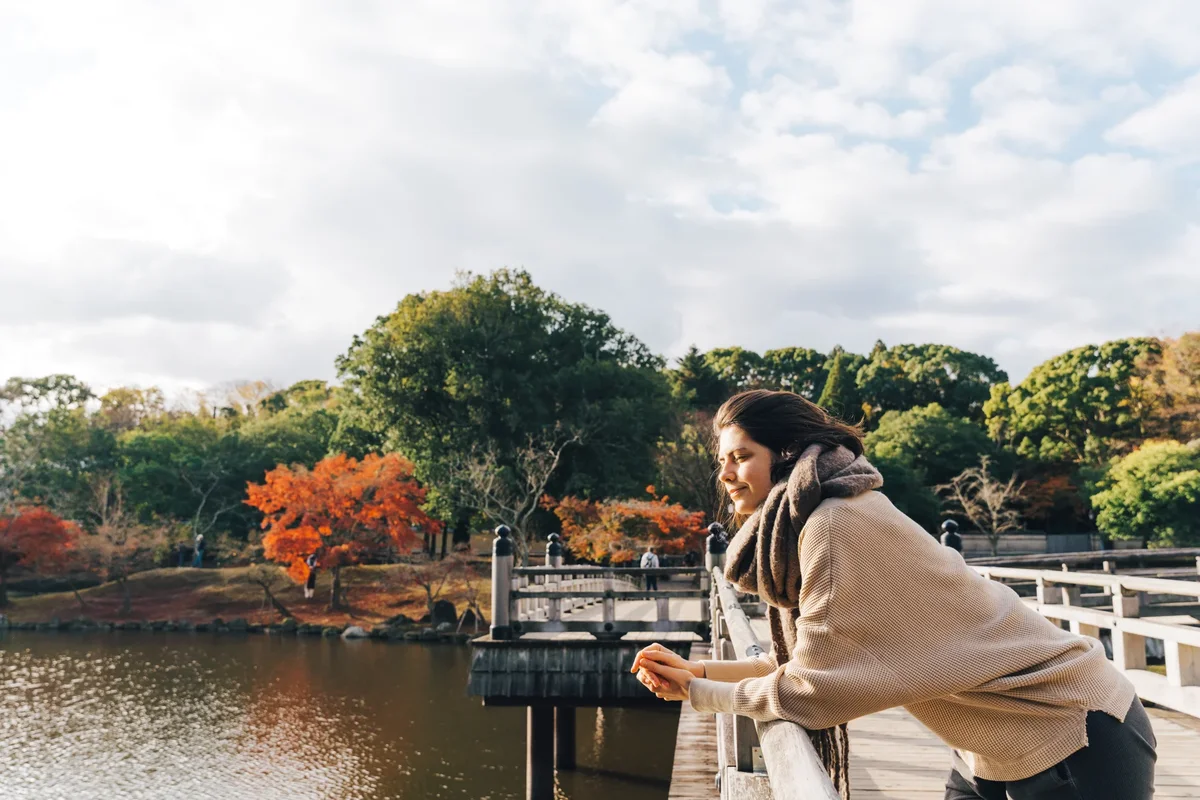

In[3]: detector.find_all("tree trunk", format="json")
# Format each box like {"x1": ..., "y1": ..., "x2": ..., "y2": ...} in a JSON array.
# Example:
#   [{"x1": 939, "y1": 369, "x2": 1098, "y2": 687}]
[
  {"x1": 329, "y1": 565, "x2": 343, "y2": 611},
  {"x1": 441, "y1": 527, "x2": 449, "y2": 560},
  {"x1": 989, "y1": 533, "x2": 999, "y2": 557},
  {"x1": 119, "y1": 577, "x2": 132, "y2": 616},
  {"x1": 0, "y1": 568, "x2": 8, "y2": 607},
  {"x1": 261, "y1": 585, "x2": 291, "y2": 619}
]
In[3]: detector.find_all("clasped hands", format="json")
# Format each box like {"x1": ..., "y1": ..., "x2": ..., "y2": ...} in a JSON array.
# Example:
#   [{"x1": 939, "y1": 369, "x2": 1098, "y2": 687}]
[{"x1": 630, "y1": 642, "x2": 704, "y2": 702}]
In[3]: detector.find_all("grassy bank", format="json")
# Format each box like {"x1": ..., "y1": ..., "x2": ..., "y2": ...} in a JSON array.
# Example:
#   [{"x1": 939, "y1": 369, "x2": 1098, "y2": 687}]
[{"x1": 2, "y1": 564, "x2": 493, "y2": 630}]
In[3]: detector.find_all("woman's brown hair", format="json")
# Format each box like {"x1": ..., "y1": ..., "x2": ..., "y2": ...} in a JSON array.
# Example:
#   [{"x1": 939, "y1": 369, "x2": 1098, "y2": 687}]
[{"x1": 712, "y1": 389, "x2": 865, "y2": 520}]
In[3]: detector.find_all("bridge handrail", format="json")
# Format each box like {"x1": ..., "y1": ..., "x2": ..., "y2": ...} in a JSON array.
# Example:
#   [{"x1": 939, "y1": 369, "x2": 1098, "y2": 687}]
[
  {"x1": 710, "y1": 567, "x2": 841, "y2": 800},
  {"x1": 512, "y1": 566, "x2": 706, "y2": 576},
  {"x1": 973, "y1": 565, "x2": 1200, "y2": 598},
  {"x1": 974, "y1": 565, "x2": 1200, "y2": 718}
]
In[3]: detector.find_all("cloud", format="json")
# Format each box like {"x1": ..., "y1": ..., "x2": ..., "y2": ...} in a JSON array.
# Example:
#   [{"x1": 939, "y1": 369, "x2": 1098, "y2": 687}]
[{"x1": 0, "y1": 0, "x2": 1197, "y2": 398}]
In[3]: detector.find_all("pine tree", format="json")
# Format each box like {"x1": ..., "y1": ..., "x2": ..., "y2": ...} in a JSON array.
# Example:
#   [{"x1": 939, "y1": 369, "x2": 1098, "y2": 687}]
[
  {"x1": 817, "y1": 349, "x2": 863, "y2": 423},
  {"x1": 671, "y1": 345, "x2": 729, "y2": 411}
]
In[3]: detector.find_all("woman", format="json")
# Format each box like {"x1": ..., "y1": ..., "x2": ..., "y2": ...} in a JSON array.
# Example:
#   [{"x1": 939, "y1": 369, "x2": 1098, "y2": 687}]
[{"x1": 632, "y1": 390, "x2": 1155, "y2": 800}]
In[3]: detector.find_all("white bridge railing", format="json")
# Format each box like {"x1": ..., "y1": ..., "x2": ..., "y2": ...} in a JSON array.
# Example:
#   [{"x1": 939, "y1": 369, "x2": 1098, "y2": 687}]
[
  {"x1": 709, "y1": 566, "x2": 841, "y2": 800},
  {"x1": 975, "y1": 565, "x2": 1200, "y2": 718}
]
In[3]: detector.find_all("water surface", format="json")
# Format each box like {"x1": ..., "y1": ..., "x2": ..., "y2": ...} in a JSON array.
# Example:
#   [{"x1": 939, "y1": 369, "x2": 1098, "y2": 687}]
[{"x1": 0, "y1": 631, "x2": 678, "y2": 800}]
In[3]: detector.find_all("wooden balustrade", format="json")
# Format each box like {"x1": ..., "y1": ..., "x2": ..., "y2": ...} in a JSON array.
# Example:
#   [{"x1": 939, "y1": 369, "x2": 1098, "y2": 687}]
[
  {"x1": 709, "y1": 566, "x2": 841, "y2": 800},
  {"x1": 975, "y1": 565, "x2": 1200, "y2": 718}
]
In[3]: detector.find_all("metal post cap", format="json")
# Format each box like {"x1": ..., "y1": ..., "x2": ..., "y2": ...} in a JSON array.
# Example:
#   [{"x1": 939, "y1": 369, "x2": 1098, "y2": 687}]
[
  {"x1": 546, "y1": 532, "x2": 562, "y2": 557},
  {"x1": 940, "y1": 520, "x2": 959, "y2": 533},
  {"x1": 495, "y1": 524, "x2": 511, "y2": 538}
]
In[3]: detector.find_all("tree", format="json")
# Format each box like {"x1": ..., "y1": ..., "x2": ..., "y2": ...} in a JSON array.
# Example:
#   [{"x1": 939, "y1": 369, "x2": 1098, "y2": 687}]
[
  {"x1": 247, "y1": 563, "x2": 293, "y2": 619},
  {"x1": 669, "y1": 345, "x2": 729, "y2": 411},
  {"x1": 1133, "y1": 333, "x2": 1200, "y2": 443},
  {"x1": 936, "y1": 456, "x2": 1026, "y2": 556},
  {"x1": 1091, "y1": 440, "x2": 1200, "y2": 547},
  {"x1": 984, "y1": 337, "x2": 1160, "y2": 464},
  {"x1": 0, "y1": 506, "x2": 78, "y2": 606},
  {"x1": 397, "y1": 555, "x2": 462, "y2": 624},
  {"x1": 245, "y1": 453, "x2": 437, "y2": 611},
  {"x1": 760, "y1": 347, "x2": 828, "y2": 400},
  {"x1": 857, "y1": 343, "x2": 1007, "y2": 424},
  {"x1": 119, "y1": 415, "x2": 257, "y2": 541},
  {"x1": 817, "y1": 348, "x2": 863, "y2": 423},
  {"x1": 545, "y1": 488, "x2": 706, "y2": 564},
  {"x1": 336, "y1": 268, "x2": 673, "y2": 530},
  {"x1": 704, "y1": 347, "x2": 765, "y2": 392},
  {"x1": 655, "y1": 411, "x2": 722, "y2": 521},
  {"x1": 96, "y1": 387, "x2": 166, "y2": 433},
  {"x1": 864, "y1": 404, "x2": 992, "y2": 486}
]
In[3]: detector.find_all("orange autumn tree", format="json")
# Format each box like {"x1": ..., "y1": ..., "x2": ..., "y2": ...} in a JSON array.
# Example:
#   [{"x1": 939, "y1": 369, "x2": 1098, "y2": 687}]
[
  {"x1": 0, "y1": 506, "x2": 79, "y2": 606},
  {"x1": 244, "y1": 453, "x2": 440, "y2": 610},
  {"x1": 543, "y1": 486, "x2": 706, "y2": 564}
]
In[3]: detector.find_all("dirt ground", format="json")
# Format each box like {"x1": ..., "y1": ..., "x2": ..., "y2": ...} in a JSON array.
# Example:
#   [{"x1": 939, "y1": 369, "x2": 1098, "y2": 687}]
[{"x1": 3, "y1": 562, "x2": 494, "y2": 628}]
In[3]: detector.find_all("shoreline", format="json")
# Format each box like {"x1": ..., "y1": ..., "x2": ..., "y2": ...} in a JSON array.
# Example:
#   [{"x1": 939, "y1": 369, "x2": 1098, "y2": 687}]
[{"x1": 0, "y1": 615, "x2": 486, "y2": 645}]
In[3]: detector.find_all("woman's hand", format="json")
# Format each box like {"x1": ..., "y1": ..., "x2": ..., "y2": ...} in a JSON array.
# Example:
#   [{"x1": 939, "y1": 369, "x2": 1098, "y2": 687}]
[
  {"x1": 636, "y1": 665, "x2": 690, "y2": 701},
  {"x1": 631, "y1": 642, "x2": 705, "y2": 679},
  {"x1": 630, "y1": 643, "x2": 701, "y2": 701}
]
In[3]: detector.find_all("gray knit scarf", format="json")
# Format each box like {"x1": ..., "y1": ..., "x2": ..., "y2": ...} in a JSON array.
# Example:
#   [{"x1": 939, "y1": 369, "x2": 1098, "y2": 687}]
[{"x1": 722, "y1": 443, "x2": 883, "y2": 798}]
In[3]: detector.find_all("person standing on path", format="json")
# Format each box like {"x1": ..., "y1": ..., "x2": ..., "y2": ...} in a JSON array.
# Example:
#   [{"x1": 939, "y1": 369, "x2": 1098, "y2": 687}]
[
  {"x1": 304, "y1": 553, "x2": 319, "y2": 599},
  {"x1": 640, "y1": 545, "x2": 659, "y2": 592},
  {"x1": 192, "y1": 533, "x2": 205, "y2": 568},
  {"x1": 632, "y1": 389, "x2": 1155, "y2": 800}
]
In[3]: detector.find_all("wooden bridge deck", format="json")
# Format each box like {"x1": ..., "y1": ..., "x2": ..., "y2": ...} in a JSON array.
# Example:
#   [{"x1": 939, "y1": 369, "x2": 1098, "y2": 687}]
[{"x1": 550, "y1": 581, "x2": 1200, "y2": 798}]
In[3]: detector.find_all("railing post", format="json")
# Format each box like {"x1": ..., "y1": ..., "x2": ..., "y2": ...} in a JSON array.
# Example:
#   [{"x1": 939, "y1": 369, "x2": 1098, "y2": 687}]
[
  {"x1": 547, "y1": 534, "x2": 563, "y2": 622},
  {"x1": 490, "y1": 525, "x2": 514, "y2": 640},
  {"x1": 1112, "y1": 587, "x2": 1146, "y2": 670},
  {"x1": 1165, "y1": 642, "x2": 1200, "y2": 688},
  {"x1": 1102, "y1": 560, "x2": 1115, "y2": 596},
  {"x1": 1036, "y1": 575, "x2": 1063, "y2": 605}
]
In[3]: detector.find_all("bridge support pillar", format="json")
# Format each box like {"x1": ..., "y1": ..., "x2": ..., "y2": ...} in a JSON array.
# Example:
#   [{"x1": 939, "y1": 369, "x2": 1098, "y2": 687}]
[
  {"x1": 555, "y1": 706, "x2": 576, "y2": 770},
  {"x1": 527, "y1": 705, "x2": 554, "y2": 800}
]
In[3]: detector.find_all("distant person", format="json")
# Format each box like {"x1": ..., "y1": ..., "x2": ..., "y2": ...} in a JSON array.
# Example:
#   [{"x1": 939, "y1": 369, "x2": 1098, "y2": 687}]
[
  {"x1": 640, "y1": 545, "x2": 660, "y2": 591},
  {"x1": 304, "y1": 553, "x2": 319, "y2": 599},
  {"x1": 192, "y1": 533, "x2": 205, "y2": 568},
  {"x1": 940, "y1": 519, "x2": 963, "y2": 554},
  {"x1": 631, "y1": 390, "x2": 1154, "y2": 800}
]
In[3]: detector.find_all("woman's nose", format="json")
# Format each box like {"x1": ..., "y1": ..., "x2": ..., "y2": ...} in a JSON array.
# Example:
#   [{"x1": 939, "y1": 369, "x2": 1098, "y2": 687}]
[{"x1": 718, "y1": 462, "x2": 735, "y2": 484}]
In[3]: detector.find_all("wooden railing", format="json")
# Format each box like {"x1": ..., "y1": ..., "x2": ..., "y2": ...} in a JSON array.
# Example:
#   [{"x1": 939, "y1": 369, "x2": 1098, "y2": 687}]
[
  {"x1": 709, "y1": 566, "x2": 840, "y2": 800},
  {"x1": 489, "y1": 527, "x2": 710, "y2": 639},
  {"x1": 974, "y1": 565, "x2": 1200, "y2": 718}
]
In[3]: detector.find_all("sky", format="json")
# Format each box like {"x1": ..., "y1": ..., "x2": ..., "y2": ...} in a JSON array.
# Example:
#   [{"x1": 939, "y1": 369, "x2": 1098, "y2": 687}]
[{"x1": 1, "y1": 1, "x2": 1198, "y2": 402}]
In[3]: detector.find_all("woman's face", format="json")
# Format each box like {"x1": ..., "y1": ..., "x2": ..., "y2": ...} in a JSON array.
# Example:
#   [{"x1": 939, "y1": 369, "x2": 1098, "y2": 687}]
[{"x1": 717, "y1": 425, "x2": 775, "y2": 515}]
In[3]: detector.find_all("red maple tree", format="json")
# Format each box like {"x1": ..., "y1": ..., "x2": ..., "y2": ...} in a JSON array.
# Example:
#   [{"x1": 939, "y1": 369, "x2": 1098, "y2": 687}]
[
  {"x1": 0, "y1": 506, "x2": 79, "y2": 606},
  {"x1": 543, "y1": 486, "x2": 706, "y2": 564},
  {"x1": 244, "y1": 453, "x2": 439, "y2": 610}
]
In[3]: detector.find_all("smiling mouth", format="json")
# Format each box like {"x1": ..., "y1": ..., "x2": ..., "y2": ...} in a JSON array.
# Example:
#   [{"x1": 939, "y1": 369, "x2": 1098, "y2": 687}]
[{"x1": 729, "y1": 487, "x2": 747, "y2": 497}]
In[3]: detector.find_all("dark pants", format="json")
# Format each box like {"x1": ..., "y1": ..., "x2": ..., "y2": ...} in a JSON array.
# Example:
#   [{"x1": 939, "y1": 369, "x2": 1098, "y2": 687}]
[
  {"x1": 645, "y1": 575, "x2": 658, "y2": 591},
  {"x1": 944, "y1": 698, "x2": 1156, "y2": 799}
]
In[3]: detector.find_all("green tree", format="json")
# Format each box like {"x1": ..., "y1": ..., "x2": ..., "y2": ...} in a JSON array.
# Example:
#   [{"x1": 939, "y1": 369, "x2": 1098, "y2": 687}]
[
  {"x1": 857, "y1": 343, "x2": 1008, "y2": 424},
  {"x1": 984, "y1": 337, "x2": 1161, "y2": 464},
  {"x1": 760, "y1": 347, "x2": 828, "y2": 400},
  {"x1": 703, "y1": 347, "x2": 764, "y2": 392},
  {"x1": 865, "y1": 403, "x2": 992, "y2": 486},
  {"x1": 335, "y1": 269, "x2": 674, "y2": 557},
  {"x1": 1091, "y1": 440, "x2": 1200, "y2": 547},
  {"x1": 669, "y1": 345, "x2": 729, "y2": 411},
  {"x1": 817, "y1": 348, "x2": 863, "y2": 422}
]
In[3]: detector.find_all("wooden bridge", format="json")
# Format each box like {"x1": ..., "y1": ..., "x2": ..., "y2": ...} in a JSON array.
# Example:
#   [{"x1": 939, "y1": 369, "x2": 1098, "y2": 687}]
[{"x1": 467, "y1": 527, "x2": 1200, "y2": 799}]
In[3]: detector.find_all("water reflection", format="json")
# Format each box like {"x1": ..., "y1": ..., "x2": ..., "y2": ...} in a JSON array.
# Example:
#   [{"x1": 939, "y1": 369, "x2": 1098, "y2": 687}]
[{"x1": 0, "y1": 632, "x2": 678, "y2": 800}]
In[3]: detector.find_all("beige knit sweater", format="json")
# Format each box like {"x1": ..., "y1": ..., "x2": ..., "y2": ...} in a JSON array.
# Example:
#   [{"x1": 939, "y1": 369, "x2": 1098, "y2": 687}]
[{"x1": 689, "y1": 490, "x2": 1136, "y2": 782}]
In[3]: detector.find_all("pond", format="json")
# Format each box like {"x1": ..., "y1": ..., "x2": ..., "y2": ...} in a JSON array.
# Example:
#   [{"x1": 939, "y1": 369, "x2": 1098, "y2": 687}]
[{"x1": 0, "y1": 631, "x2": 679, "y2": 800}]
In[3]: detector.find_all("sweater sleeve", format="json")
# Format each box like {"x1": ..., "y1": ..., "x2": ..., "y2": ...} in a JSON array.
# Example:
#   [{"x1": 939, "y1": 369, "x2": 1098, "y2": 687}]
[
  {"x1": 690, "y1": 625, "x2": 915, "y2": 730},
  {"x1": 696, "y1": 651, "x2": 777, "y2": 682}
]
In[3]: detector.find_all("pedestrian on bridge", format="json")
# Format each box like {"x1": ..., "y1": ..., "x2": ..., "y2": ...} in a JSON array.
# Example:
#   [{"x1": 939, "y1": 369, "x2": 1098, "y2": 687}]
[
  {"x1": 640, "y1": 545, "x2": 660, "y2": 592},
  {"x1": 633, "y1": 389, "x2": 1155, "y2": 800}
]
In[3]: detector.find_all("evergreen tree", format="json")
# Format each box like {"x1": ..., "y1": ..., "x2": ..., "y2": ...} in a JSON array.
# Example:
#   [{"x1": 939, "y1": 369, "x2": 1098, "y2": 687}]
[{"x1": 817, "y1": 349, "x2": 862, "y2": 423}]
